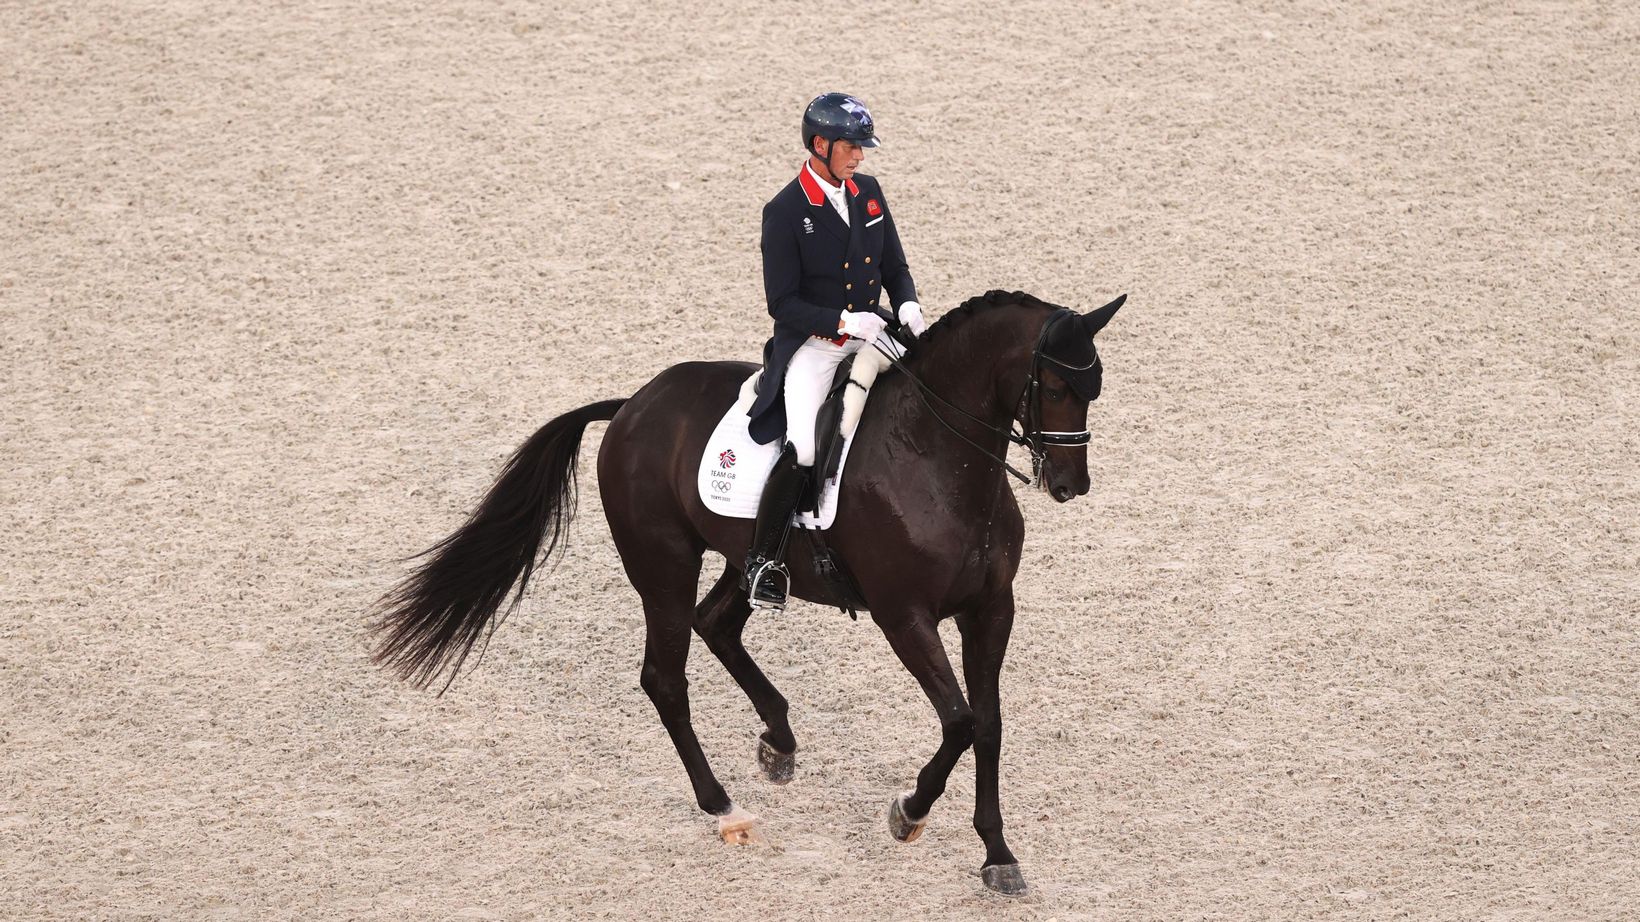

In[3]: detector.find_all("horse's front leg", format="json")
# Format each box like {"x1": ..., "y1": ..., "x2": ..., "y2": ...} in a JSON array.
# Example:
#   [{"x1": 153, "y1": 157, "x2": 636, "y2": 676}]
[
  {"x1": 957, "y1": 590, "x2": 1026, "y2": 895},
  {"x1": 876, "y1": 612, "x2": 973, "y2": 844}
]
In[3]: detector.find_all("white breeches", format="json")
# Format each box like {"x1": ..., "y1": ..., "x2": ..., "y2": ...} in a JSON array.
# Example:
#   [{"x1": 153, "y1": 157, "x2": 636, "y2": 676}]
[{"x1": 784, "y1": 335, "x2": 868, "y2": 466}]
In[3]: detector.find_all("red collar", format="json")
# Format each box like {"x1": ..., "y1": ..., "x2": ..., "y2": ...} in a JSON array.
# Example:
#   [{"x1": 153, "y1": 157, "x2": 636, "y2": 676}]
[{"x1": 798, "y1": 162, "x2": 859, "y2": 206}]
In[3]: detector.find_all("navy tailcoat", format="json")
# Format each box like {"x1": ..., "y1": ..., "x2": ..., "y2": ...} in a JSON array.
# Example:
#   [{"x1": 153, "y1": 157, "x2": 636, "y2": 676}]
[{"x1": 748, "y1": 165, "x2": 918, "y2": 444}]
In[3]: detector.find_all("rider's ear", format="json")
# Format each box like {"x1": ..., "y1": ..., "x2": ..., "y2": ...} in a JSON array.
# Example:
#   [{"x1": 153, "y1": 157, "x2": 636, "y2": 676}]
[{"x1": 1081, "y1": 294, "x2": 1126, "y2": 336}]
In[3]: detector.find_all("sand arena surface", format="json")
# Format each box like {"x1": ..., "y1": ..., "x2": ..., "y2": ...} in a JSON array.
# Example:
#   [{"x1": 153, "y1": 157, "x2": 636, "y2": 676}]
[{"x1": 4, "y1": 1, "x2": 1638, "y2": 919}]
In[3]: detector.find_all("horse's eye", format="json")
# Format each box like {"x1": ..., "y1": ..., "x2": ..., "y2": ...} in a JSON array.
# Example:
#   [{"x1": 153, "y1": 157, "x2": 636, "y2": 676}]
[{"x1": 1044, "y1": 388, "x2": 1065, "y2": 401}]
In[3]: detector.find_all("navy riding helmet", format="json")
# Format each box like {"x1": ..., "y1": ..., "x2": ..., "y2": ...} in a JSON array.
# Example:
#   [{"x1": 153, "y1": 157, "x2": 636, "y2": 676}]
[{"x1": 802, "y1": 93, "x2": 881, "y2": 154}]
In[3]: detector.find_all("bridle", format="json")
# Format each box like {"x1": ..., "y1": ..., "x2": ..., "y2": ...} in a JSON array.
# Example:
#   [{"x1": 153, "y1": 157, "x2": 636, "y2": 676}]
[
  {"x1": 1015, "y1": 309, "x2": 1098, "y2": 480},
  {"x1": 869, "y1": 308, "x2": 1098, "y2": 487}
]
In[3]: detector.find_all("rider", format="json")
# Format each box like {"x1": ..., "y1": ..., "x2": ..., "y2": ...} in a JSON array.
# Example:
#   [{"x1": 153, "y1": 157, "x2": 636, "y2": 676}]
[{"x1": 743, "y1": 92, "x2": 927, "y2": 611}]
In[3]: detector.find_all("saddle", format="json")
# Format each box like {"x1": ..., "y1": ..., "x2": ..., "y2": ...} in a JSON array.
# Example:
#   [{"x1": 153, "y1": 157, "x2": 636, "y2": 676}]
[
  {"x1": 746, "y1": 340, "x2": 897, "y2": 516},
  {"x1": 806, "y1": 353, "x2": 858, "y2": 512},
  {"x1": 742, "y1": 350, "x2": 885, "y2": 617},
  {"x1": 804, "y1": 336, "x2": 909, "y2": 616},
  {"x1": 713, "y1": 333, "x2": 905, "y2": 617}
]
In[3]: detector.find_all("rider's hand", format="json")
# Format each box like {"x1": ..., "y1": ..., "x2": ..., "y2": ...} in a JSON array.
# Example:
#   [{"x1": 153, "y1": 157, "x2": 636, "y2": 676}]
[
  {"x1": 838, "y1": 310, "x2": 888, "y2": 342},
  {"x1": 897, "y1": 301, "x2": 927, "y2": 337}
]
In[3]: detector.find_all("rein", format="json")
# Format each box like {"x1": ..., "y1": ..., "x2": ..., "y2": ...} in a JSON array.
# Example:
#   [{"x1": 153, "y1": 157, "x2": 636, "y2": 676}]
[{"x1": 868, "y1": 309, "x2": 1092, "y2": 487}]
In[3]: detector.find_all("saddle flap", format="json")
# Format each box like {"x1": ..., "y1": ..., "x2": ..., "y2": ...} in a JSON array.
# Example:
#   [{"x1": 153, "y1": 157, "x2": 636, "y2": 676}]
[
  {"x1": 812, "y1": 353, "x2": 859, "y2": 489},
  {"x1": 699, "y1": 372, "x2": 861, "y2": 531}
]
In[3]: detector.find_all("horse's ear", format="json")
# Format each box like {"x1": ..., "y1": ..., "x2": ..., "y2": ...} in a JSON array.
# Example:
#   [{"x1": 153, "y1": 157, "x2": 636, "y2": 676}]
[{"x1": 1081, "y1": 293, "x2": 1127, "y2": 336}]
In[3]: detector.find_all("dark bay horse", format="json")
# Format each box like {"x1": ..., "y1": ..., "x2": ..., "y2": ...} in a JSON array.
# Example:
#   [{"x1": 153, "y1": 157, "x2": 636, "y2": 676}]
[{"x1": 372, "y1": 289, "x2": 1125, "y2": 895}]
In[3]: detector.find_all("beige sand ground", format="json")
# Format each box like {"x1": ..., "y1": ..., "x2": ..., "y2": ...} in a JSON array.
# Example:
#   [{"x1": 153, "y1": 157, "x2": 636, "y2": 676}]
[{"x1": 4, "y1": 1, "x2": 1637, "y2": 919}]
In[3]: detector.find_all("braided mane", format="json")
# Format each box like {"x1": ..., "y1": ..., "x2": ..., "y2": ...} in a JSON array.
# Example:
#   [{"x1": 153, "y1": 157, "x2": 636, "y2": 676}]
[{"x1": 910, "y1": 289, "x2": 1061, "y2": 353}]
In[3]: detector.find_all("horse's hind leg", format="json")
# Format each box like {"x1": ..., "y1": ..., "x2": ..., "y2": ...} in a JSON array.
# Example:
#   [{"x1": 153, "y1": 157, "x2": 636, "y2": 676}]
[
  {"x1": 876, "y1": 612, "x2": 974, "y2": 844},
  {"x1": 626, "y1": 540, "x2": 759, "y2": 842},
  {"x1": 693, "y1": 564, "x2": 797, "y2": 783}
]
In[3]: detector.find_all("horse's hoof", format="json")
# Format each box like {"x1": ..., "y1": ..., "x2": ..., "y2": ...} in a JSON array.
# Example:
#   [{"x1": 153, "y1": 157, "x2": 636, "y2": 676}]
[
  {"x1": 716, "y1": 804, "x2": 762, "y2": 845},
  {"x1": 888, "y1": 792, "x2": 927, "y2": 843},
  {"x1": 756, "y1": 737, "x2": 796, "y2": 785},
  {"x1": 981, "y1": 862, "x2": 1029, "y2": 897}
]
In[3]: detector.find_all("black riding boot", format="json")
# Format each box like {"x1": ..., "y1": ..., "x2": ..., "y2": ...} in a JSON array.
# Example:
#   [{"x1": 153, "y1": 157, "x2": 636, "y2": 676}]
[{"x1": 743, "y1": 446, "x2": 810, "y2": 611}]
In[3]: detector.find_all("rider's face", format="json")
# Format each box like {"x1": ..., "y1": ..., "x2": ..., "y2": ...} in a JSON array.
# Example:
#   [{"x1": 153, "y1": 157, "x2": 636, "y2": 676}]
[{"x1": 815, "y1": 138, "x2": 865, "y2": 182}]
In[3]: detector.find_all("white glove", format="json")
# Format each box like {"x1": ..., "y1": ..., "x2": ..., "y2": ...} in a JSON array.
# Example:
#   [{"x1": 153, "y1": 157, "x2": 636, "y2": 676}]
[
  {"x1": 897, "y1": 301, "x2": 927, "y2": 337},
  {"x1": 838, "y1": 310, "x2": 887, "y2": 341}
]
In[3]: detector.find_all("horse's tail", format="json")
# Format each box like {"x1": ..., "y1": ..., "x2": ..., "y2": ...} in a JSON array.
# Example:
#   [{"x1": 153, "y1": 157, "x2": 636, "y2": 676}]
[{"x1": 371, "y1": 398, "x2": 627, "y2": 692}]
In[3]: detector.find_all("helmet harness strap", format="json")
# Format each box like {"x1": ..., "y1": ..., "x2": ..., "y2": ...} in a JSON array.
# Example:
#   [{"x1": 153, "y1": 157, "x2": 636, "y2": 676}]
[{"x1": 812, "y1": 137, "x2": 846, "y2": 187}]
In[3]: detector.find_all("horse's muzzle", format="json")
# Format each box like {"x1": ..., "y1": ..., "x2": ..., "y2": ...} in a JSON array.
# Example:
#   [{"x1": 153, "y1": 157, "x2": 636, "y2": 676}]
[
  {"x1": 1040, "y1": 455, "x2": 1091, "y2": 504},
  {"x1": 1047, "y1": 473, "x2": 1090, "y2": 503}
]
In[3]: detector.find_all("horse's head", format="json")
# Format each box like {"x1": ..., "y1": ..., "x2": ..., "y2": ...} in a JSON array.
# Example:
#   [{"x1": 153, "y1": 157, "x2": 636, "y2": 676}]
[
  {"x1": 1015, "y1": 293, "x2": 1125, "y2": 503},
  {"x1": 899, "y1": 289, "x2": 1125, "y2": 502}
]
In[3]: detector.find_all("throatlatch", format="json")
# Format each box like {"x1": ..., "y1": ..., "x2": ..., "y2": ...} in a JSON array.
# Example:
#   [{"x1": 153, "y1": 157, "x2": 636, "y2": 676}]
[{"x1": 743, "y1": 443, "x2": 809, "y2": 611}]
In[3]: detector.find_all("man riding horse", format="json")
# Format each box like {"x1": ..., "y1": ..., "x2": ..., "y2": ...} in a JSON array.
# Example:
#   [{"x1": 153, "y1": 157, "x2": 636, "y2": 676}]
[
  {"x1": 370, "y1": 91, "x2": 1129, "y2": 896},
  {"x1": 745, "y1": 93, "x2": 927, "y2": 611}
]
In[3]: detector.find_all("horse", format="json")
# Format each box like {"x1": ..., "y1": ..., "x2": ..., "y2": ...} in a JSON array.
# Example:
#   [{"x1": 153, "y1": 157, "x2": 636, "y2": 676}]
[{"x1": 371, "y1": 289, "x2": 1126, "y2": 896}]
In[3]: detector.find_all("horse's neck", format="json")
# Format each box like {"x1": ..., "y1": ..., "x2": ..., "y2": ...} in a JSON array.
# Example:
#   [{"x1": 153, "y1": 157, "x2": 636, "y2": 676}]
[
  {"x1": 895, "y1": 313, "x2": 1020, "y2": 427},
  {"x1": 866, "y1": 313, "x2": 1023, "y2": 466}
]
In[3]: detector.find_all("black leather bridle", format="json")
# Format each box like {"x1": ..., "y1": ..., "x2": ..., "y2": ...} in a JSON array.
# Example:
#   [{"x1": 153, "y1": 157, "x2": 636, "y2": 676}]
[
  {"x1": 870, "y1": 308, "x2": 1098, "y2": 486},
  {"x1": 1013, "y1": 308, "x2": 1099, "y2": 481}
]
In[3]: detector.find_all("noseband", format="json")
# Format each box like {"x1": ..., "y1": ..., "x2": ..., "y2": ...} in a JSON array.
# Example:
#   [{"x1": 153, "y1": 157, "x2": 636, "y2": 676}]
[{"x1": 869, "y1": 308, "x2": 1097, "y2": 486}]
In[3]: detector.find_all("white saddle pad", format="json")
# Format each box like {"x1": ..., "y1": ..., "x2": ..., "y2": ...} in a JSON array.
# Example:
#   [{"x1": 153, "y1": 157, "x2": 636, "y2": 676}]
[{"x1": 697, "y1": 372, "x2": 858, "y2": 530}]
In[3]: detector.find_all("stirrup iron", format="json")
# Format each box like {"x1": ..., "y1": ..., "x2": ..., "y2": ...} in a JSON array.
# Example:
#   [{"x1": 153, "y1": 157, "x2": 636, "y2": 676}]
[{"x1": 747, "y1": 558, "x2": 791, "y2": 611}]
